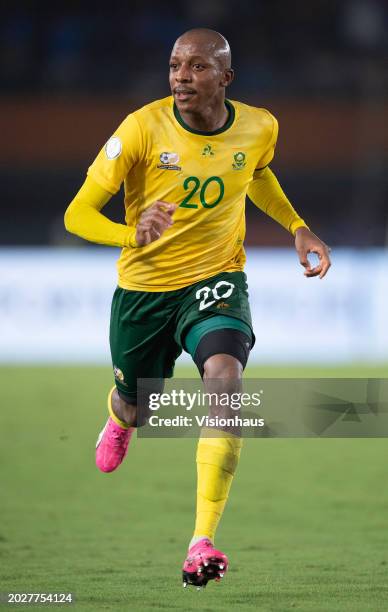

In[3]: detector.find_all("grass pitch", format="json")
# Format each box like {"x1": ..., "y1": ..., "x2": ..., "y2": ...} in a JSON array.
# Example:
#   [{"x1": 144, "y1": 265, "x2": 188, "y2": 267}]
[{"x1": 1, "y1": 364, "x2": 388, "y2": 611}]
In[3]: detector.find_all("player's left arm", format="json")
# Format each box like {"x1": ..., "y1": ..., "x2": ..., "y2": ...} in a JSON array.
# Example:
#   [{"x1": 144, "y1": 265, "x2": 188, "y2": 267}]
[
  {"x1": 248, "y1": 112, "x2": 331, "y2": 279},
  {"x1": 294, "y1": 226, "x2": 331, "y2": 279},
  {"x1": 247, "y1": 166, "x2": 331, "y2": 278}
]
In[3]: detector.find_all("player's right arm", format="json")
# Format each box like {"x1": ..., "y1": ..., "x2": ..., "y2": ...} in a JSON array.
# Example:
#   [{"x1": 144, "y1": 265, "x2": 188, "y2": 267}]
[
  {"x1": 64, "y1": 176, "x2": 175, "y2": 247},
  {"x1": 64, "y1": 175, "x2": 137, "y2": 247},
  {"x1": 64, "y1": 113, "x2": 176, "y2": 247}
]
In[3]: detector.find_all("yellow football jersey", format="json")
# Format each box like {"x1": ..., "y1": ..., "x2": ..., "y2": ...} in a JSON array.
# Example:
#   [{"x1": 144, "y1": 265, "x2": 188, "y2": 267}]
[{"x1": 88, "y1": 96, "x2": 278, "y2": 291}]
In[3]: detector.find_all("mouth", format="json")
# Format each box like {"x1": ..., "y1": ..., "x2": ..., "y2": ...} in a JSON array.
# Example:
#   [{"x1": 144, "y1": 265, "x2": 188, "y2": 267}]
[{"x1": 173, "y1": 89, "x2": 196, "y2": 101}]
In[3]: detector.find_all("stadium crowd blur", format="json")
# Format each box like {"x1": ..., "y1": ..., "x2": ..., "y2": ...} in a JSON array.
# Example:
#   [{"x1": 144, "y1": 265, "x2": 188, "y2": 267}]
[{"x1": 1, "y1": 1, "x2": 387, "y2": 247}]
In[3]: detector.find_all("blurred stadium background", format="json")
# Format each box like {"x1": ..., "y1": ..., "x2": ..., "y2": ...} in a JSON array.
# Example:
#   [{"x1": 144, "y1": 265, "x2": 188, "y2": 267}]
[{"x1": 1, "y1": 0, "x2": 387, "y2": 366}]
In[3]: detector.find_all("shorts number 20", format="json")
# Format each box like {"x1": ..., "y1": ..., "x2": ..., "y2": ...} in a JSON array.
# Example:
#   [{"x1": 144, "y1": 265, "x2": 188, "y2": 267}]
[{"x1": 196, "y1": 280, "x2": 235, "y2": 311}]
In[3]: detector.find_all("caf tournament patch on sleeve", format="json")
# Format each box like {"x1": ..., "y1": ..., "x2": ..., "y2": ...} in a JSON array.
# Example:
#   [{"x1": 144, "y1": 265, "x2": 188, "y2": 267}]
[{"x1": 105, "y1": 136, "x2": 122, "y2": 160}]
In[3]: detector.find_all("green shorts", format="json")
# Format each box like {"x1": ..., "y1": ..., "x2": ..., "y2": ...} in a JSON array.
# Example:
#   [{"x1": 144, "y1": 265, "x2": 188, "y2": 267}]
[{"x1": 110, "y1": 271, "x2": 254, "y2": 401}]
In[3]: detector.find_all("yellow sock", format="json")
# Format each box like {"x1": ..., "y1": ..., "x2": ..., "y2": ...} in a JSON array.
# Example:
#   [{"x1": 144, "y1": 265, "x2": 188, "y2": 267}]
[
  {"x1": 193, "y1": 428, "x2": 243, "y2": 542},
  {"x1": 107, "y1": 386, "x2": 130, "y2": 429}
]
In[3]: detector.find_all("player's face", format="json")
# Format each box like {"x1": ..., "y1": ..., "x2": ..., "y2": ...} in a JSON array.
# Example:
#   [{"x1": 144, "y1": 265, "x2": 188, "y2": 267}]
[{"x1": 169, "y1": 40, "x2": 232, "y2": 113}]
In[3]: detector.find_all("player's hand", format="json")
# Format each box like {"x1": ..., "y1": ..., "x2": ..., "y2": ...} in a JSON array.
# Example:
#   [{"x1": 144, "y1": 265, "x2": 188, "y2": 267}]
[
  {"x1": 135, "y1": 201, "x2": 177, "y2": 246},
  {"x1": 295, "y1": 227, "x2": 331, "y2": 279}
]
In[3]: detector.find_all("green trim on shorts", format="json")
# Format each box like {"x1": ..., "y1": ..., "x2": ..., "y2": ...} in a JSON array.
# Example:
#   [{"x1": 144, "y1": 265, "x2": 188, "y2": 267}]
[{"x1": 185, "y1": 315, "x2": 253, "y2": 357}]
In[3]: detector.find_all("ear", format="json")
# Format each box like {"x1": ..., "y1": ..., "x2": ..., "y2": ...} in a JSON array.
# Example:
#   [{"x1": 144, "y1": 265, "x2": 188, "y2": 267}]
[{"x1": 220, "y1": 68, "x2": 234, "y2": 88}]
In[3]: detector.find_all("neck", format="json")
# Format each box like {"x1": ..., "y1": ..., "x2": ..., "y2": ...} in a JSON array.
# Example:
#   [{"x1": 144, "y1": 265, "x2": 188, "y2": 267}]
[{"x1": 177, "y1": 99, "x2": 229, "y2": 133}]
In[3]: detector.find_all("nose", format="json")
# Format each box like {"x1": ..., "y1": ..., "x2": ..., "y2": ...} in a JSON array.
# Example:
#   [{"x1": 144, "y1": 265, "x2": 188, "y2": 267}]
[{"x1": 175, "y1": 64, "x2": 192, "y2": 82}]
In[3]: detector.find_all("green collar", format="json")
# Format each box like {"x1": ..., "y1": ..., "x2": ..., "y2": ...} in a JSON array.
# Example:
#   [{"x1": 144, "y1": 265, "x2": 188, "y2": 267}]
[{"x1": 173, "y1": 99, "x2": 235, "y2": 136}]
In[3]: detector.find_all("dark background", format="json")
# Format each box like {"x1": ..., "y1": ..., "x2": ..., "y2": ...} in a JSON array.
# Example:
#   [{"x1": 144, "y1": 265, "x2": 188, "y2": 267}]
[{"x1": 1, "y1": 0, "x2": 387, "y2": 246}]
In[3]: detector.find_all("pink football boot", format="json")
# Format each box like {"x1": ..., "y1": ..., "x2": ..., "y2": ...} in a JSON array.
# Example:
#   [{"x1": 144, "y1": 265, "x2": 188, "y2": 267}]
[
  {"x1": 95, "y1": 417, "x2": 134, "y2": 473},
  {"x1": 182, "y1": 538, "x2": 229, "y2": 588}
]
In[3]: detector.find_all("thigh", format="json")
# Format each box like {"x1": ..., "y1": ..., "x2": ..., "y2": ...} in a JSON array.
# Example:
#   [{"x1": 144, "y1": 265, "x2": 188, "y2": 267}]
[
  {"x1": 175, "y1": 271, "x2": 255, "y2": 354},
  {"x1": 110, "y1": 287, "x2": 181, "y2": 402}
]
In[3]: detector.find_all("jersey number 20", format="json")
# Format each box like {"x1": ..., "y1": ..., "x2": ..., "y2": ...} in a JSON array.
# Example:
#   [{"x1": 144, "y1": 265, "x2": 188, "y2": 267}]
[
  {"x1": 180, "y1": 176, "x2": 224, "y2": 209},
  {"x1": 196, "y1": 280, "x2": 235, "y2": 311}
]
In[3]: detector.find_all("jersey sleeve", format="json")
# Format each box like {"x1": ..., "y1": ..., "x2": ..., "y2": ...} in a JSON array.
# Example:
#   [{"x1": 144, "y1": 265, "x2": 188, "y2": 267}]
[
  {"x1": 87, "y1": 113, "x2": 143, "y2": 194},
  {"x1": 64, "y1": 175, "x2": 139, "y2": 248},
  {"x1": 247, "y1": 166, "x2": 309, "y2": 235},
  {"x1": 255, "y1": 113, "x2": 279, "y2": 170}
]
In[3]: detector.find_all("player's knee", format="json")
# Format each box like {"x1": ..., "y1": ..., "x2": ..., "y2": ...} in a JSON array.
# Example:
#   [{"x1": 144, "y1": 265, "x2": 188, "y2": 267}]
[
  {"x1": 203, "y1": 354, "x2": 243, "y2": 379},
  {"x1": 114, "y1": 388, "x2": 137, "y2": 409},
  {"x1": 192, "y1": 328, "x2": 252, "y2": 378}
]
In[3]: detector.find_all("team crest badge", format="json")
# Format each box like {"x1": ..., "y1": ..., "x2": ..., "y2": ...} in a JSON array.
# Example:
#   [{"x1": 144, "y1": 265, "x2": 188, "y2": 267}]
[
  {"x1": 113, "y1": 365, "x2": 125, "y2": 382},
  {"x1": 232, "y1": 151, "x2": 246, "y2": 170},
  {"x1": 216, "y1": 301, "x2": 230, "y2": 309},
  {"x1": 157, "y1": 151, "x2": 181, "y2": 170}
]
